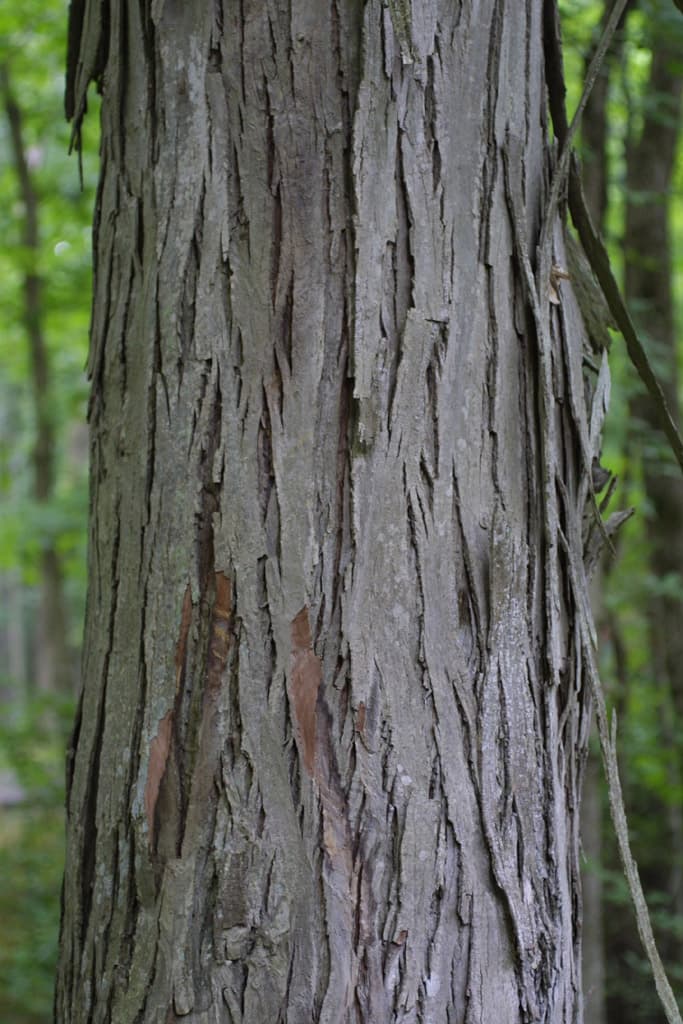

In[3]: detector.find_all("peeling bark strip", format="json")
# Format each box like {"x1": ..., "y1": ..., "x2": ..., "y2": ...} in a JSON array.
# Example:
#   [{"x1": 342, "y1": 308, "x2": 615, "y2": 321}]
[
  {"x1": 289, "y1": 606, "x2": 322, "y2": 775},
  {"x1": 144, "y1": 709, "x2": 174, "y2": 838},
  {"x1": 58, "y1": 2, "x2": 609, "y2": 1021},
  {"x1": 2, "y1": 66, "x2": 72, "y2": 694}
]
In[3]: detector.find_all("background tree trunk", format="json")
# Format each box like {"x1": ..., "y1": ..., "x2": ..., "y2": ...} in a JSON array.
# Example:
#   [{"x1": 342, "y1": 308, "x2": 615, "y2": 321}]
[
  {"x1": 624, "y1": 29, "x2": 683, "y2": 981},
  {"x1": 1, "y1": 65, "x2": 72, "y2": 696},
  {"x1": 576, "y1": 11, "x2": 632, "y2": 1019},
  {"x1": 57, "y1": 3, "x2": 604, "y2": 1021}
]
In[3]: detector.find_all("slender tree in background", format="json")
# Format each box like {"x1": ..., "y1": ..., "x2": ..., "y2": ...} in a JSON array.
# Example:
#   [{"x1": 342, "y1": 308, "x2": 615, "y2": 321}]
[
  {"x1": 625, "y1": 27, "x2": 683, "y2": 756},
  {"x1": 56, "y1": 2, "x2": 620, "y2": 1020},
  {"x1": 0, "y1": 9, "x2": 95, "y2": 1019},
  {"x1": 570, "y1": 5, "x2": 683, "y2": 1021},
  {"x1": 577, "y1": 10, "x2": 632, "y2": 1021},
  {"x1": 622, "y1": 9, "x2": 683, "y2": 999},
  {"x1": 1, "y1": 66, "x2": 72, "y2": 695}
]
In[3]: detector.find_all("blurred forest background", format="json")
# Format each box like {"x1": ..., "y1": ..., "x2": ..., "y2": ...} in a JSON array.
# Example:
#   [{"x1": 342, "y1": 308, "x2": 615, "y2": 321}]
[{"x1": 1, "y1": 1, "x2": 683, "y2": 1021}]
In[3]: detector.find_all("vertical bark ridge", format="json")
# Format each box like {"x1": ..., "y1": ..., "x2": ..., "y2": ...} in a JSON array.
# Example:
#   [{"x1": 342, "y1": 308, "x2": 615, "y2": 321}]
[{"x1": 59, "y1": 2, "x2": 603, "y2": 1021}]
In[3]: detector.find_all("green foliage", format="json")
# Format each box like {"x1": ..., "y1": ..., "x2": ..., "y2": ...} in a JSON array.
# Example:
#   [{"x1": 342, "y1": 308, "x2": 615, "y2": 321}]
[
  {"x1": 562, "y1": 3, "x2": 683, "y2": 1020},
  {"x1": 0, "y1": 4, "x2": 96, "y2": 1021},
  {"x1": 0, "y1": 806, "x2": 65, "y2": 1024},
  {"x1": 0, "y1": 0, "x2": 97, "y2": 612}
]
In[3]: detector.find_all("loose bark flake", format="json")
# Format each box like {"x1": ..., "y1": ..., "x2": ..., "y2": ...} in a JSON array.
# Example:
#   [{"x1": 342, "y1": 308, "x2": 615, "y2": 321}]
[{"x1": 289, "y1": 607, "x2": 322, "y2": 777}]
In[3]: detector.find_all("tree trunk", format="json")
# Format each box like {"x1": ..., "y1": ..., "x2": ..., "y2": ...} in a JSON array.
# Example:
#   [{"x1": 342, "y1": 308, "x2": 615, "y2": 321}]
[
  {"x1": 2, "y1": 570, "x2": 27, "y2": 695},
  {"x1": 57, "y1": 3, "x2": 604, "y2": 1021},
  {"x1": 1, "y1": 64, "x2": 72, "y2": 696}
]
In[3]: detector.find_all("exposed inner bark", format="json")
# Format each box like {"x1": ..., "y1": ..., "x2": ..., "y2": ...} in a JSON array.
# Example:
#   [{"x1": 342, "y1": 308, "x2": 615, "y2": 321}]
[{"x1": 57, "y1": 3, "x2": 604, "y2": 1021}]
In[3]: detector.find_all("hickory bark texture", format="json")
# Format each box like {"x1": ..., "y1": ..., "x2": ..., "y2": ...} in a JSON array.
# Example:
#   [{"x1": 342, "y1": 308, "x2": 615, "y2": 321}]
[{"x1": 58, "y1": 2, "x2": 602, "y2": 1022}]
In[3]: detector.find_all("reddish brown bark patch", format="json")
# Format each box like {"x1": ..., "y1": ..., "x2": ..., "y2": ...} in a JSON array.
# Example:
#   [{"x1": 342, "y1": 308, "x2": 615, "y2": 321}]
[
  {"x1": 174, "y1": 584, "x2": 193, "y2": 692},
  {"x1": 144, "y1": 584, "x2": 192, "y2": 838},
  {"x1": 290, "y1": 606, "x2": 322, "y2": 775},
  {"x1": 355, "y1": 701, "x2": 366, "y2": 741},
  {"x1": 144, "y1": 709, "x2": 174, "y2": 838}
]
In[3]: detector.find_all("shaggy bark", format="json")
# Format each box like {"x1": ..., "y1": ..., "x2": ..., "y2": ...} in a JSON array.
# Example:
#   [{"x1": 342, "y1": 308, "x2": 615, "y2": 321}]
[{"x1": 57, "y1": 2, "x2": 605, "y2": 1021}]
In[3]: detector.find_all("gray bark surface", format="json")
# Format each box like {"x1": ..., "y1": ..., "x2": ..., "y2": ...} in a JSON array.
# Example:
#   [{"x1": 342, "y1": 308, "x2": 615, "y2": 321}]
[{"x1": 58, "y1": 3, "x2": 604, "y2": 1021}]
